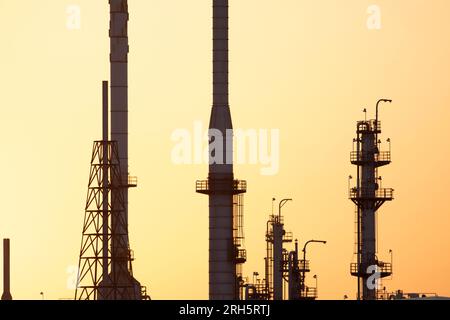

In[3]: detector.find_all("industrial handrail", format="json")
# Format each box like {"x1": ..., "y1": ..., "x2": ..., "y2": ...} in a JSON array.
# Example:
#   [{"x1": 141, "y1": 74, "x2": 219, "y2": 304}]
[
  {"x1": 357, "y1": 120, "x2": 381, "y2": 133},
  {"x1": 377, "y1": 261, "x2": 393, "y2": 274},
  {"x1": 349, "y1": 187, "x2": 394, "y2": 200},
  {"x1": 302, "y1": 286, "x2": 318, "y2": 299},
  {"x1": 298, "y1": 259, "x2": 310, "y2": 271},
  {"x1": 196, "y1": 179, "x2": 247, "y2": 193},
  {"x1": 235, "y1": 248, "x2": 247, "y2": 262},
  {"x1": 350, "y1": 151, "x2": 391, "y2": 163},
  {"x1": 350, "y1": 263, "x2": 358, "y2": 274},
  {"x1": 127, "y1": 176, "x2": 138, "y2": 186},
  {"x1": 283, "y1": 232, "x2": 293, "y2": 242},
  {"x1": 269, "y1": 214, "x2": 284, "y2": 224},
  {"x1": 350, "y1": 262, "x2": 392, "y2": 275}
]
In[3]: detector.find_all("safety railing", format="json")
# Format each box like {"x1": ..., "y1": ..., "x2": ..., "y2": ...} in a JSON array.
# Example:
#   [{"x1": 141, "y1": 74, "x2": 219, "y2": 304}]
[
  {"x1": 350, "y1": 262, "x2": 392, "y2": 276},
  {"x1": 357, "y1": 120, "x2": 381, "y2": 133},
  {"x1": 196, "y1": 179, "x2": 247, "y2": 194},
  {"x1": 127, "y1": 176, "x2": 138, "y2": 187},
  {"x1": 298, "y1": 260, "x2": 310, "y2": 272},
  {"x1": 349, "y1": 187, "x2": 394, "y2": 200},
  {"x1": 350, "y1": 151, "x2": 391, "y2": 163},
  {"x1": 302, "y1": 286, "x2": 318, "y2": 299},
  {"x1": 235, "y1": 248, "x2": 247, "y2": 263},
  {"x1": 283, "y1": 232, "x2": 293, "y2": 242},
  {"x1": 378, "y1": 261, "x2": 393, "y2": 275}
]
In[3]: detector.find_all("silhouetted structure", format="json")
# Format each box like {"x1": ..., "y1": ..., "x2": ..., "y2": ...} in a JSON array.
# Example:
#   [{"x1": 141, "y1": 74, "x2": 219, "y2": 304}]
[
  {"x1": 349, "y1": 99, "x2": 394, "y2": 300},
  {"x1": 75, "y1": 0, "x2": 147, "y2": 300},
  {"x1": 245, "y1": 200, "x2": 323, "y2": 300},
  {"x1": 196, "y1": 0, "x2": 247, "y2": 300},
  {"x1": 1, "y1": 239, "x2": 12, "y2": 300},
  {"x1": 266, "y1": 200, "x2": 294, "y2": 300},
  {"x1": 75, "y1": 82, "x2": 148, "y2": 300},
  {"x1": 107, "y1": 0, "x2": 144, "y2": 300}
]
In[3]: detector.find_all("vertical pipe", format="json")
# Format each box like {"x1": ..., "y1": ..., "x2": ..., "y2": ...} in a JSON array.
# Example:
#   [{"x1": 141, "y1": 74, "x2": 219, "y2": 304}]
[
  {"x1": 1, "y1": 239, "x2": 12, "y2": 300},
  {"x1": 102, "y1": 81, "x2": 109, "y2": 285},
  {"x1": 103, "y1": 81, "x2": 109, "y2": 143}
]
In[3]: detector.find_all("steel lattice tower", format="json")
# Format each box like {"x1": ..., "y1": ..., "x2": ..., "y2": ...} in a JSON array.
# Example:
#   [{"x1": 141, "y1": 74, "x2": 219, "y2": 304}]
[
  {"x1": 349, "y1": 99, "x2": 394, "y2": 300},
  {"x1": 75, "y1": 82, "x2": 146, "y2": 300},
  {"x1": 75, "y1": 140, "x2": 135, "y2": 300}
]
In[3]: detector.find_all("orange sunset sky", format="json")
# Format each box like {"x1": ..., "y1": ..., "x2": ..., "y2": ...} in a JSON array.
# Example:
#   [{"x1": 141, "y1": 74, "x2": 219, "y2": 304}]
[{"x1": 0, "y1": 0, "x2": 450, "y2": 300}]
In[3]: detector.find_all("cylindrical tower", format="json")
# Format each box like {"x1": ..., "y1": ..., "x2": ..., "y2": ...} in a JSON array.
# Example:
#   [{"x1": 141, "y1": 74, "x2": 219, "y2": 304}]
[
  {"x1": 349, "y1": 100, "x2": 394, "y2": 300},
  {"x1": 110, "y1": 0, "x2": 130, "y2": 254},
  {"x1": 196, "y1": 0, "x2": 247, "y2": 300},
  {"x1": 264, "y1": 204, "x2": 292, "y2": 300}
]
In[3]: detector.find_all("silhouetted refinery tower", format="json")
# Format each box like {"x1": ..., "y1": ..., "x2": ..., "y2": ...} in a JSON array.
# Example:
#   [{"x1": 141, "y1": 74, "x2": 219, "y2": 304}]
[
  {"x1": 349, "y1": 99, "x2": 394, "y2": 300},
  {"x1": 75, "y1": 0, "x2": 148, "y2": 300},
  {"x1": 196, "y1": 0, "x2": 247, "y2": 300}
]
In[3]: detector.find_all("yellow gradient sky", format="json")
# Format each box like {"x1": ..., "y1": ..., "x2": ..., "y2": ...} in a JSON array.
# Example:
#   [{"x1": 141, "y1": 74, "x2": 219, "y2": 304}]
[{"x1": 0, "y1": 0, "x2": 450, "y2": 300}]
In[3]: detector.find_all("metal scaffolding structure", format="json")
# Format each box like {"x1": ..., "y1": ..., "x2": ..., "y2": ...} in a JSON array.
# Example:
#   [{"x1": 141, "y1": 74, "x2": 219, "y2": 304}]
[
  {"x1": 75, "y1": 82, "x2": 148, "y2": 300},
  {"x1": 75, "y1": 140, "x2": 140, "y2": 300}
]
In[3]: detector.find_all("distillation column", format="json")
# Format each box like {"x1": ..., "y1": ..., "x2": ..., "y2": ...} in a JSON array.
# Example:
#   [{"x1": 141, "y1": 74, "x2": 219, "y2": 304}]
[
  {"x1": 350, "y1": 100, "x2": 394, "y2": 300},
  {"x1": 264, "y1": 206, "x2": 292, "y2": 300}
]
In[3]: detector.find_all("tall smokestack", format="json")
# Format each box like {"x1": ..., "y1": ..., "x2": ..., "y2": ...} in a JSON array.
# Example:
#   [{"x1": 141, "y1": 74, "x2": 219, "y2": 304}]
[
  {"x1": 1, "y1": 239, "x2": 12, "y2": 300},
  {"x1": 109, "y1": 0, "x2": 142, "y2": 299},
  {"x1": 209, "y1": 0, "x2": 235, "y2": 300},
  {"x1": 110, "y1": 0, "x2": 129, "y2": 241},
  {"x1": 197, "y1": 0, "x2": 247, "y2": 300}
]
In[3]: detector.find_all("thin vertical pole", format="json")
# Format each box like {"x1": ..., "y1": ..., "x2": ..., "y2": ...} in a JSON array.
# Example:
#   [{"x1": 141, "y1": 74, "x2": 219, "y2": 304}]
[{"x1": 102, "y1": 81, "x2": 109, "y2": 283}]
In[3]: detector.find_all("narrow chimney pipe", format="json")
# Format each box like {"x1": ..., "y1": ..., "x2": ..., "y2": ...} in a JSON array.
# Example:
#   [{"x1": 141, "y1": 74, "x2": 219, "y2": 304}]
[{"x1": 1, "y1": 238, "x2": 12, "y2": 300}]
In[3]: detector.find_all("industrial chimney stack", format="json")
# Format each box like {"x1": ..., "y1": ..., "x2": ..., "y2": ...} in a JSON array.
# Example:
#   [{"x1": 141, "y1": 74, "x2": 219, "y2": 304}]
[
  {"x1": 1, "y1": 239, "x2": 12, "y2": 301},
  {"x1": 196, "y1": 0, "x2": 247, "y2": 300}
]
